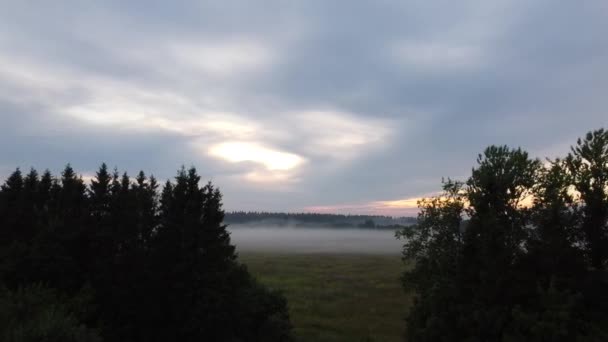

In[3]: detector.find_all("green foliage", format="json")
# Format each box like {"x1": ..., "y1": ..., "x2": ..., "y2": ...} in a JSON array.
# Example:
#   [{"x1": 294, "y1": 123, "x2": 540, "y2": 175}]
[
  {"x1": 0, "y1": 284, "x2": 101, "y2": 342},
  {"x1": 401, "y1": 129, "x2": 608, "y2": 341},
  {"x1": 0, "y1": 165, "x2": 293, "y2": 342},
  {"x1": 397, "y1": 180, "x2": 466, "y2": 342},
  {"x1": 565, "y1": 128, "x2": 608, "y2": 270}
]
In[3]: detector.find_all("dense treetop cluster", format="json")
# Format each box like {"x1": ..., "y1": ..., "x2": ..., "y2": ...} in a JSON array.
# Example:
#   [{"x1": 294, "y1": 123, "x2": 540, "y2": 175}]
[
  {"x1": 0, "y1": 165, "x2": 291, "y2": 342},
  {"x1": 401, "y1": 129, "x2": 608, "y2": 341}
]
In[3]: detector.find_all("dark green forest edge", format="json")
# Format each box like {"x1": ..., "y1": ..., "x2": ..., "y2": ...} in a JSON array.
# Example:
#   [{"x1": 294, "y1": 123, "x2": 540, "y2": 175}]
[
  {"x1": 0, "y1": 166, "x2": 290, "y2": 341},
  {"x1": 225, "y1": 212, "x2": 416, "y2": 229},
  {"x1": 1, "y1": 128, "x2": 608, "y2": 341}
]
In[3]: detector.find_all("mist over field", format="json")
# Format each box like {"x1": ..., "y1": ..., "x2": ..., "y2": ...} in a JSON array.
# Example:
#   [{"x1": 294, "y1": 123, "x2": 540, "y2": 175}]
[{"x1": 229, "y1": 226, "x2": 403, "y2": 254}]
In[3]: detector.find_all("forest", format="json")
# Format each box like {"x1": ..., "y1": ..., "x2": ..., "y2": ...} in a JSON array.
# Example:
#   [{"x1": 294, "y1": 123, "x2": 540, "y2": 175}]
[
  {"x1": 400, "y1": 128, "x2": 608, "y2": 341},
  {"x1": 1, "y1": 128, "x2": 608, "y2": 341},
  {"x1": 0, "y1": 166, "x2": 291, "y2": 341},
  {"x1": 225, "y1": 211, "x2": 416, "y2": 228}
]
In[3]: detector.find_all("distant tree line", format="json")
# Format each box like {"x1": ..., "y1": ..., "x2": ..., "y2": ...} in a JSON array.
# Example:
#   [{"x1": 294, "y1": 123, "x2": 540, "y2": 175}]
[
  {"x1": 225, "y1": 211, "x2": 416, "y2": 229},
  {"x1": 0, "y1": 165, "x2": 292, "y2": 342},
  {"x1": 401, "y1": 129, "x2": 608, "y2": 341}
]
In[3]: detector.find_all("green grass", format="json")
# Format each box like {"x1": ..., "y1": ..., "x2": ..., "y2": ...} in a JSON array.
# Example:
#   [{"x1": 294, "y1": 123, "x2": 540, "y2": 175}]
[{"x1": 240, "y1": 253, "x2": 412, "y2": 342}]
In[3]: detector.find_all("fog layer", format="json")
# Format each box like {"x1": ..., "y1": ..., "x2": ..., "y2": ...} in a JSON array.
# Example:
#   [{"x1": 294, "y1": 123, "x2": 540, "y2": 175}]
[{"x1": 229, "y1": 226, "x2": 402, "y2": 254}]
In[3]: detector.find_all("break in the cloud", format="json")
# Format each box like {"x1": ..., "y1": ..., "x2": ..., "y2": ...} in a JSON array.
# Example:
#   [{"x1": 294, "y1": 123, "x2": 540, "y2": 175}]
[
  {"x1": 1, "y1": 1, "x2": 607, "y2": 215},
  {"x1": 305, "y1": 198, "x2": 421, "y2": 217},
  {"x1": 208, "y1": 142, "x2": 305, "y2": 171}
]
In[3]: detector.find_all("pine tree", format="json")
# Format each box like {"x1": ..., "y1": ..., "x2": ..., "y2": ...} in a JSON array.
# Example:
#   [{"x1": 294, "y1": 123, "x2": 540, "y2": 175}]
[
  {"x1": 0, "y1": 169, "x2": 27, "y2": 288},
  {"x1": 0, "y1": 164, "x2": 293, "y2": 341},
  {"x1": 0, "y1": 169, "x2": 24, "y2": 246},
  {"x1": 37, "y1": 170, "x2": 53, "y2": 216}
]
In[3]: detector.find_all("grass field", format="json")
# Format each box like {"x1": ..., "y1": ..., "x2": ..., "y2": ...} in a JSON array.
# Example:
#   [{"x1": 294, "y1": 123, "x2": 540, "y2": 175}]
[{"x1": 240, "y1": 253, "x2": 411, "y2": 342}]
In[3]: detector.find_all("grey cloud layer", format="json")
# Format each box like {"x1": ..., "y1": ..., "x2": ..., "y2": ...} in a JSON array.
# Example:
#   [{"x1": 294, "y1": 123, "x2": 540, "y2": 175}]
[{"x1": 1, "y1": 0, "x2": 607, "y2": 213}]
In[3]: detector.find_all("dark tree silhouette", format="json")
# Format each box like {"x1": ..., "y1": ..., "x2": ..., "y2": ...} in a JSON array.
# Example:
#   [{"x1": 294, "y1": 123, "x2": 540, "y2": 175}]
[
  {"x1": 0, "y1": 165, "x2": 292, "y2": 342},
  {"x1": 401, "y1": 129, "x2": 608, "y2": 341},
  {"x1": 0, "y1": 284, "x2": 102, "y2": 342},
  {"x1": 224, "y1": 211, "x2": 415, "y2": 228},
  {"x1": 565, "y1": 129, "x2": 608, "y2": 270}
]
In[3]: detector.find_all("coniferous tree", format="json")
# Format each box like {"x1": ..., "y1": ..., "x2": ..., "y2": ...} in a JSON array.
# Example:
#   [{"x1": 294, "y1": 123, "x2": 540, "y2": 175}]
[
  {"x1": 0, "y1": 169, "x2": 26, "y2": 288},
  {"x1": 0, "y1": 164, "x2": 292, "y2": 342},
  {"x1": 0, "y1": 284, "x2": 101, "y2": 342},
  {"x1": 0, "y1": 169, "x2": 24, "y2": 247}
]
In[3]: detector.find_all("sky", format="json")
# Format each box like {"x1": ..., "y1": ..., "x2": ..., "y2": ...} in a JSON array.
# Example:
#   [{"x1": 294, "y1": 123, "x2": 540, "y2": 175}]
[{"x1": 1, "y1": 1, "x2": 607, "y2": 216}]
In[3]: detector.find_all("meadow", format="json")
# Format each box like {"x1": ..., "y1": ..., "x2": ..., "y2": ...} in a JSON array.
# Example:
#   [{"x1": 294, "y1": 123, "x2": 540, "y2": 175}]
[{"x1": 240, "y1": 253, "x2": 412, "y2": 342}]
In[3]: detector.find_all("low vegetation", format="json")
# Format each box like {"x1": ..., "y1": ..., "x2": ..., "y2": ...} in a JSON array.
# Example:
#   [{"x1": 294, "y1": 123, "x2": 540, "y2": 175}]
[{"x1": 242, "y1": 253, "x2": 410, "y2": 342}]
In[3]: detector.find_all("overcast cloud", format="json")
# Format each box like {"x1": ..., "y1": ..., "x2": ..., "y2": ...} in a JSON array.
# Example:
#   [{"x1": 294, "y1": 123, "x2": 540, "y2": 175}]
[{"x1": 1, "y1": 1, "x2": 607, "y2": 215}]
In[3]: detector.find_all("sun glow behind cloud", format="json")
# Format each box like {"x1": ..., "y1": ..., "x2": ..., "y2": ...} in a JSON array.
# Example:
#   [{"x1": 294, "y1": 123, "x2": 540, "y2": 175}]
[
  {"x1": 208, "y1": 142, "x2": 304, "y2": 171},
  {"x1": 0, "y1": 51, "x2": 400, "y2": 187}
]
